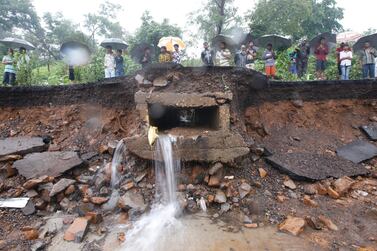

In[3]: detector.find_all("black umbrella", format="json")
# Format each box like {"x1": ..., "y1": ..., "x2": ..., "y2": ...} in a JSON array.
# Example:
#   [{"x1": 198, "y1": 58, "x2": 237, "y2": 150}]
[
  {"x1": 0, "y1": 37, "x2": 35, "y2": 50},
  {"x1": 211, "y1": 35, "x2": 238, "y2": 52},
  {"x1": 254, "y1": 35, "x2": 292, "y2": 50},
  {"x1": 241, "y1": 33, "x2": 255, "y2": 46},
  {"x1": 130, "y1": 43, "x2": 155, "y2": 62},
  {"x1": 100, "y1": 38, "x2": 128, "y2": 50},
  {"x1": 60, "y1": 41, "x2": 91, "y2": 66},
  {"x1": 353, "y1": 33, "x2": 377, "y2": 52},
  {"x1": 309, "y1": 32, "x2": 337, "y2": 52}
]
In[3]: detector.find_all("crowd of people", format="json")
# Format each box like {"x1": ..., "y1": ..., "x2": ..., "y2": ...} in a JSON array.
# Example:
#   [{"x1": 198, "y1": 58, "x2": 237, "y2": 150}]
[{"x1": 2, "y1": 37, "x2": 377, "y2": 85}]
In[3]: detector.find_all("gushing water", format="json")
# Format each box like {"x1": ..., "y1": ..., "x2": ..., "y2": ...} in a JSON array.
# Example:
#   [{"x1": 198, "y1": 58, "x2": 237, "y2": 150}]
[
  {"x1": 111, "y1": 139, "x2": 126, "y2": 188},
  {"x1": 123, "y1": 135, "x2": 182, "y2": 251}
]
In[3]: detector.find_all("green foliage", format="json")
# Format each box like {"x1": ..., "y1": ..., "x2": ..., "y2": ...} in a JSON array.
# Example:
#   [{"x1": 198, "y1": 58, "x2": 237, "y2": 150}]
[
  {"x1": 128, "y1": 11, "x2": 182, "y2": 61},
  {"x1": 247, "y1": 0, "x2": 344, "y2": 40},
  {"x1": 188, "y1": 0, "x2": 241, "y2": 41}
]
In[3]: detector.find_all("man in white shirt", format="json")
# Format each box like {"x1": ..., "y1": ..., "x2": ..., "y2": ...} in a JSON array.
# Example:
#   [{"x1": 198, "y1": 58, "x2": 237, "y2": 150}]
[
  {"x1": 339, "y1": 43, "x2": 352, "y2": 80},
  {"x1": 216, "y1": 42, "x2": 232, "y2": 66},
  {"x1": 104, "y1": 46, "x2": 116, "y2": 78}
]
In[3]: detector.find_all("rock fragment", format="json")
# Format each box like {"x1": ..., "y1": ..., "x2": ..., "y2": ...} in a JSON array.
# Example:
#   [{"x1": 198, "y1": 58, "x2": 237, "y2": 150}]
[
  {"x1": 278, "y1": 216, "x2": 306, "y2": 236},
  {"x1": 64, "y1": 217, "x2": 89, "y2": 243}
]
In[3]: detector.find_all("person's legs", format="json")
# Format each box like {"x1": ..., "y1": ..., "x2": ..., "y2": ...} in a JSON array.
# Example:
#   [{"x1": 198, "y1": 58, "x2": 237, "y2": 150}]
[
  {"x1": 363, "y1": 64, "x2": 369, "y2": 78},
  {"x1": 370, "y1": 64, "x2": 375, "y2": 78},
  {"x1": 9, "y1": 73, "x2": 16, "y2": 85},
  {"x1": 346, "y1": 66, "x2": 351, "y2": 80},
  {"x1": 337, "y1": 63, "x2": 342, "y2": 79},
  {"x1": 270, "y1": 65, "x2": 277, "y2": 79},
  {"x1": 105, "y1": 68, "x2": 110, "y2": 78},
  {"x1": 265, "y1": 66, "x2": 271, "y2": 77},
  {"x1": 110, "y1": 69, "x2": 115, "y2": 78},
  {"x1": 3, "y1": 72, "x2": 9, "y2": 85},
  {"x1": 341, "y1": 65, "x2": 346, "y2": 80}
]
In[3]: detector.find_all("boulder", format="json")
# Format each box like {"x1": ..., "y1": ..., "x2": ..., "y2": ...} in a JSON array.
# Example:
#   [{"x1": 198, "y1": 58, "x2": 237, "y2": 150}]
[
  {"x1": 118, "y1": 191, "x2": 146, "y2": 211},
  {"x1": 14, "y1": 152, "x2": 83, "y2": 179}
]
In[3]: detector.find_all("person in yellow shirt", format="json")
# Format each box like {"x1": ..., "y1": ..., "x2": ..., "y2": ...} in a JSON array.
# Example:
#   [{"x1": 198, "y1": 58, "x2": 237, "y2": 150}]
[{"x1": 159, "y1": 46, "x2": 172, "y2": 63}]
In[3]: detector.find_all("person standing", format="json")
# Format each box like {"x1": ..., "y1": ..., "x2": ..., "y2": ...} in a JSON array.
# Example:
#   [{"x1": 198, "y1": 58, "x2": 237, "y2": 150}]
[
  {"x1": 159, "y1": 46, "x2": 172, "y2": 63},
  {"x1": 297, "y1": 39, "x2": 310, "y2": 78},
  {"x1": 2, "y1": 48, "x2": 16, "y2": 86},
  {"x1": 104, "y1": 46, "x2": 116, "y2": 78},
  {"x1": 234, "y1": 45, "x2": 247, "y2": 67},
  {"x1": 68, "y1": 65, "x2": 75, "y2": 82},
  {"x1": 115, "y1": 49, "x2": 125, "y2": 77},
  {"x1": 201, "y1": 42, "x2": 214, "y2": 66},
  {"x1": 360, "y1": 42, "x2": 377, "y2": 79},
  {"x1": 216, "y1": 42, "x2": 232, "y2": 66},
  {"x1": 288, "y1": 48, "x2": 299, "y2": 75},
  {"x1": 262, "y1": 43, "x2": 277, "y2": 79},
  {"x1": 246, "y1": 41, "x2": 257, "y2": 69},
  {"x1": 172, "y1": 44, "x2": 182, "y2": 64},
  {"x1": 314, "y1": 37, "x2": 329, "y2": 80},
  {"x1": 335, "y1": 43, "x2": 345, "y2": 79},
  {"x1": 140, "y1": 47, "x2": 152, "y2": 69},
  {"x1": 339, "y1": 43, "x2": 353, "y2": 80}
]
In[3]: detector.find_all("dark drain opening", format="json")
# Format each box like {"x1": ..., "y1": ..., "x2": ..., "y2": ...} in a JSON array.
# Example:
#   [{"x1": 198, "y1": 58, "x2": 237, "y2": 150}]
[{"x1": 148, "y1": 104, "x2": 219, "y2": 131}]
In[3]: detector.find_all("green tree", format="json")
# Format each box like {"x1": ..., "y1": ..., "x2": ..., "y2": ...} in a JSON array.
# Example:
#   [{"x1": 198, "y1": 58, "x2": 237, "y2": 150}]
[
  {"x1": 84, "y1": 1, "x2": 125, "y2": 44},
  {"x1": 189, "y1": 0, "x2": 241, "y2": 41},
  {"x1": 247, "y1": 0, "x2": 343, "y2": 40},
  {"x1": 128, "y1": 11, "x2": 182, "y2": 60}
]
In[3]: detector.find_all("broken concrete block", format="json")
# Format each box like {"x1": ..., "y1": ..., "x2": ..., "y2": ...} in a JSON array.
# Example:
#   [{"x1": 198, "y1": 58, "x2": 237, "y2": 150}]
[
  {"x1": 360, "y1": 125, "x2": 377, "y2": 141},
  {"x1": 13, "y1": 151, "x2": 83, "y2": 179},
  {"x1": 337, "y1": 140, "x2": 377, "y2": 163},
  {"x1": 64, "y1": 217, "x2": 89, "y2": 243},
  {"x1": 0, "y1": 136, "x2": 47, "y2": 158},
  {"x1": 50, "y1": 178, "x2": 76, "y2": 197}
]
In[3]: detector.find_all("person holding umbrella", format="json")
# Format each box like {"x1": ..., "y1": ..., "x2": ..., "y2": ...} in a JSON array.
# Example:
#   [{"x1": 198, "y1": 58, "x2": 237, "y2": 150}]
[
  {"x1": 246, "y1": 41, "x2": 257, "y2": 69},
  {"x1": 172, "y1": 44, "x2": 182, "y2": 64},
  {"x1": 297, "y1": 39, "x2": 310, "y2": 78},
  {"x1": 115, "y1": 49, "x2": 125, "y2": 77},
  {"x1": 201, "y1": 42, "x2": 214, "y2": 66},
  {"x1": 360, "y1": 42, "x2": 377, "y2": 79},
  {"x1": 339, "y1": 43, "x2": 353, "y2": 80},
  {"x1": 234, "y1": 45, "x2": 247, "y2": 68},
  {"x1": 216, "y1": 42, "x2": 232, "y2": 66},
  {"x1": 335, "y1": 42, "x2": 346, "y2": 80},
  {"x1": 104, "y1": 46, "x2": 116, "y2": 78},
  {"x1": 140, "y1": 47, "x2": 152, "y2": 69},
  {"x1": 159, "y1": 46, "x2": 172, "y2": 63},
  {"x1": 262, "y1": 43, "x2": 277, "y2": 79},
  {"x1": 314, "y1": 37, "x2": 329, "y2": 80},
  {"x1": 2, "y1": 48, "x2": 16, "y2": 86}
]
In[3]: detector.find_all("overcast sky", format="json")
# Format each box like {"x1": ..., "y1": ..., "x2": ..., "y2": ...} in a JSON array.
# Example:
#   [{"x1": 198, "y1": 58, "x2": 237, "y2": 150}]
[{"x1": 32, "y1": 0, "x2": 376, "y2": 35}]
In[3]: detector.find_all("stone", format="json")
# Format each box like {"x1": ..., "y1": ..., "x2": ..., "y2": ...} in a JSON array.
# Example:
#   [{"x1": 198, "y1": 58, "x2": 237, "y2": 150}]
[
  {"x1": 317, "y1": 183, "x2": 328, "y2": 195},
  {"x1": 135, "y1": 74, "x2": 144, "y2": 84},
  {"x1": 303, "y1": 195, "x2": 318, "y2": 207},
  {"x1": 214, "y1": 190, "x2": 227, "y2": 204},
  {"x1": 292, "y1": 99, "x2": 304, "y2": 108},
  {"x1": 107, "y1": 140, "x2": 119, "y2": 155},
  {"x1": 0, "y1": 154, "x2": 22, "y2": 162},
  {"x1": 23, "y1": 176, "x2": 48, "y2": 190},
  {"x1": 277, "y1": 195, "x2": 287, "y2": 203},
  {"x1": 305, "y1": 216, "x2": 322, "y2": 230},
  {"x1": 3, "y1": 163, "x2": 17, "y2": 178},
  {"x1": 258, "y1": 168, "x2": 268, "y2": 178},
  {"x1": 90, "y1": 197, "x2": 109, "y2": 205},
  {"x1": 22, "y1": 227, "x2": 39, "y2": 240},
  {"x1": 326, "y1": 187, "x2": 340, "y2": 199},
  {"x1": 239, "y1": 183, "x2": 252, "y2": 199},
  {"x1": 303, "y1": 184, "x2": 318, "y2": 195},
  {"x1": 208, "y1": 176, "x2": 221, "y2": 187},
  {"x1": 333, "y1": 177, "x2": 354, "y2": 196},
  {"x1": 118, "y1": 191, "x2": 146, "y2": 211},
  {"x1": 153, "y1": 76, "x2": 168, "y2": 87},
  {"x1": 244, "y1": 223, "x2": 258, "y2": 228},
  {"x1": 360, "y1": 125, "x2": 377, "y2": 141},
  {"x1": 50, "y1": 178, "x2": 76, "y2": 197},
  {"x1": 14, "y1": 152, "x2": 83, "y2": 179},
  {"x1": 220, "y1": 203, "x2": 231, "y2": 213},
  {"x1": 31, "y1": 240, "x2": 45, "y2": 251},
  {"x1": 85, "y1": 212, "x2": 103, "y2": 224},
  {"x1": 267, "y1": 152, "x2": 368, "y2": 181},
  {"x1": 121, "y1": 181, "x2": 135, "y2": 191},
  {"x1": 283, "y1": 178, "x2": 297, "y2": 190},
  {"x1": 337, "y1": 140, "x2": 377, "y2": 163},
  {"x1": 65, "y1": 184, "x2": 76, "y2": 195},
  {"x1": 26, "y1": 189, "x2": 38, "y2": 198},
  {"x1": 278, "y1": 216, "x2": 306, "y2": 236},
  {"x1": 207, "y1": 194, "x2": 215, "y2": 203},
  {"x1": 0, "y1": 136, "x2": 47, "y2": 158},
  {"x1": 208, "y1": 163, "x2": 223, "y2": 175},
  {"x1": 99, "y1": 145, "x2": 108, "y2": 154},
  {"x1": 318, "y1": 215, "x2": 338, "y2": 231},
  {"x1": 22, "y1": 200, "x2": 36, "y2": 215},
  {"x1": 64, "y1": 217, "x2": 89, "y2": 243}
]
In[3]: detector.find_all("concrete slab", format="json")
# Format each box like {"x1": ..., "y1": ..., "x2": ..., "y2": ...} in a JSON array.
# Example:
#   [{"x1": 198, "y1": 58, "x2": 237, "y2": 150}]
[
  {"x1": 336, "y1": 140, "x2": 377, "y2": 163},
  {"x1": 0, "y1": 136, "x2": 47, "y2": 158},
  {"x1": 267, "y1": 152, "x2": 368, "y2": 181},
  {"x1": 360, "y1": 125, "x2": 377, "y2": 141},
  {"x1": 13, "y1": 151, "x2": 83, "y2": 179}
]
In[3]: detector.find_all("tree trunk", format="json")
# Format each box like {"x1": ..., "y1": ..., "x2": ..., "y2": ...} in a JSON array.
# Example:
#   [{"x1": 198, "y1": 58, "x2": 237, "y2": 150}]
[{"x1": 215, "y1": 0, "x2": 226, "y2": 35}]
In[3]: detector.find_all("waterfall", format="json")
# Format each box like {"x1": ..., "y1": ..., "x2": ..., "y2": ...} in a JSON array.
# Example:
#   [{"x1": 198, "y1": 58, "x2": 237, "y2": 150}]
[{"x1": 111, "y1": 139, "x2": 126, "y2": 188}]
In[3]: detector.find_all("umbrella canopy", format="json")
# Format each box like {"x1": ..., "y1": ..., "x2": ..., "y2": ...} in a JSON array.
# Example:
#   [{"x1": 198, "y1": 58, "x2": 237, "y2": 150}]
[
  {"x1": 60, "y1": 41, "x2": 91, "y2": 66},
  {"x1": 337, "y1": 31, "x2": 362, "y2": 44},
  {"x1": 100, "y1": 38, "x2": 128, "y2": 50},
  {"x1": 0, "y1": 37, "x2": 35, "y2": 50},
  {"x1": 130, "y1": 43, "x2": 155, "y2": 61},
  {"x1": 309, "y1": 32, "x2": 337, "y2": 52},
  {"x1": 353, "y1": 33, "x2": 377, "y2": 52},
  {"x1": 241, "y1": 33, "x2": 255, "y2": 46},
  {"x1": 254, "y1": 35, "x2": 292, "y2": 50},
  {"x1": 157, "y1": 37, "x2": 186, "y2": 52},
  {"x1": 211, "y1": 35, "x2": 238, "y2": 52}
]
